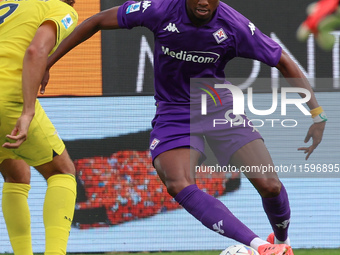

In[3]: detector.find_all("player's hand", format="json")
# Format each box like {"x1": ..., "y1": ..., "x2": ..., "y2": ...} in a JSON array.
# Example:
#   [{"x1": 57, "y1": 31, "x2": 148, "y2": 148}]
[
  {"x1": 298, "y1": 121, "x2": 326, "y2": 160},
  {"x1": 40, "y1": 69, "x2": 50, "y2": 94},
  {"x1": 2, "y1": 114, "x2": 34, "y2": 149}
]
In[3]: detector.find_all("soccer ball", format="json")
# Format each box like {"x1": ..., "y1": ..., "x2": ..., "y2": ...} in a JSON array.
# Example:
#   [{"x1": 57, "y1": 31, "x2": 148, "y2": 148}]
[{"x1": 219, "y1": 245, "x2": 259, "y2": 255}]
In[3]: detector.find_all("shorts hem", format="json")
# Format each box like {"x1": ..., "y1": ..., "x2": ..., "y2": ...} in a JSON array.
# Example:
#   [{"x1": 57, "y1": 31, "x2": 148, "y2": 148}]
[
  {"x1": 30, "y1": 144, "x2": 65, "y2": 167},
  {"x1": 150, "y1": 139, "x2": 205, "y2": 165}
]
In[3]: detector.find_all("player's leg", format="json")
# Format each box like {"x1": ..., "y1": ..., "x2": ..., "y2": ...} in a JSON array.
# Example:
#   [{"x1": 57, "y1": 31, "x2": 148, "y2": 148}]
[
  {"x1": 0, "y1": 101, "x2": 33, "y2": 255},
  {"x1": 12, "y1": 100, "x2": 77, "y2": 255},
  {"x1": 0, "y1": 159, "x2": 33, "y2": 255},
  {"x1": 154, "y1": 147, "x2": 260, "y2": 246},
  {"x1": 151, "y1": 110, "x2": 269, "y2": 249},
  {"x1": 34, "y1": 149, "x2": 76, "y2": 255},
  {"x1": 230, "y1": 139, "x2": 291, "y2": 245},
  {"x1": 201, "y1": 103, "x2": 292, "y2": 253}
]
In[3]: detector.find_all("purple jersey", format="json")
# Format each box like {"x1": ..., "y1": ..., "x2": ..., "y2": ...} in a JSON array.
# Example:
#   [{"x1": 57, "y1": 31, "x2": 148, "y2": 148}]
[{"x1": 118, "y1": 0, "x2": 282, "y2": 113}]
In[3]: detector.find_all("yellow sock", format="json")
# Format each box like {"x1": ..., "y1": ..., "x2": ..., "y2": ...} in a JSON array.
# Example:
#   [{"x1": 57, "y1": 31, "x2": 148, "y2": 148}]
[
  {"x1": 2, "y1": 182, "x2": 32, "y2": 255},
  {"x1": 43, "y1": 174, "x2": 77, "y2": 255}
]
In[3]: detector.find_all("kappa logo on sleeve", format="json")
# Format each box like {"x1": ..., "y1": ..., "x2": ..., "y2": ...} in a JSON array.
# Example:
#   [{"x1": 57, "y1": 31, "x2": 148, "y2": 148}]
[
  {"x1": 126, "y1": 2, "x2": 141, "y2": 14},
  {"x1": 142, "y1": 0, "x2": 151, "y2": 12},
  {"x1": 248, "y1": 22, "x2": 256, "y2": 35},
  {"x1": 61, "y1": 14, "x2": 73, "y2": 29}
]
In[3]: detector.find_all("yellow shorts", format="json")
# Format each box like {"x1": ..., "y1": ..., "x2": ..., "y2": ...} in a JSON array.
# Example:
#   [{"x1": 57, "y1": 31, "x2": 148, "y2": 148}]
[{"x1": 0, "y1": 100, "x2": 65, "y2": 166}]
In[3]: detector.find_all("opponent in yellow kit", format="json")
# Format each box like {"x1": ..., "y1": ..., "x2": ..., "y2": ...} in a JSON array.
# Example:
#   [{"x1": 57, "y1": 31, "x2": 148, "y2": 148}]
[{"x1": 0, "y1": 0, "x2": 78, "y2": 254}]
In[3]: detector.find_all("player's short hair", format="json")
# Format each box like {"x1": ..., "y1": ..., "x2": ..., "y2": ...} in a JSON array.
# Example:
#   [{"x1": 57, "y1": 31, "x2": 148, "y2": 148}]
[{"x1": 62, "y1": 0, "x2": 75, "y2": 7}]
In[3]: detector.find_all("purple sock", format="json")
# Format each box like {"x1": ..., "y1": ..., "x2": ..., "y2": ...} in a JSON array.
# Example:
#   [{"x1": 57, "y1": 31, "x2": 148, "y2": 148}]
[
  {"x1": 262, "y1": 183, "x2": 291, "y2": 242},
  {"x1": 175, "y1": 184, "x2": 258, "y2": 246}
]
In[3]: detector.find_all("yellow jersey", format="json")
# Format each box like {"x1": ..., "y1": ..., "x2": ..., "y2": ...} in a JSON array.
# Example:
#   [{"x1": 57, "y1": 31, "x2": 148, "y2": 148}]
[{"x1": 0, "y1": 0, "x2": 78, "y2": 102}]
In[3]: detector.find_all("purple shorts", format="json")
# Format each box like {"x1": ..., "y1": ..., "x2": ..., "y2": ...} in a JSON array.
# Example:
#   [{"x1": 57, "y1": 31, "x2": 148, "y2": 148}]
[{"x1": 149, "y1": 100, "x2": 263, "y2": 166}]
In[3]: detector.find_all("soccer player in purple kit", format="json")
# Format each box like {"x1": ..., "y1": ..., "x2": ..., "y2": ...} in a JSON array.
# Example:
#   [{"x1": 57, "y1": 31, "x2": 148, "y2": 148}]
[{"x1": 42, "y1": 0, "x2": 328, "y2": 254}]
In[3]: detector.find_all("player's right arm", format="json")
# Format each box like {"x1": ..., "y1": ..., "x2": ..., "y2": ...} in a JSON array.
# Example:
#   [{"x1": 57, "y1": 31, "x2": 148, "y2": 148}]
[
  {"x1": 3, "y1": 21, "x2": 57, "y2": 149},
  {"x1": 41, "y1": 7, "x2": 120, "y2": 93}
]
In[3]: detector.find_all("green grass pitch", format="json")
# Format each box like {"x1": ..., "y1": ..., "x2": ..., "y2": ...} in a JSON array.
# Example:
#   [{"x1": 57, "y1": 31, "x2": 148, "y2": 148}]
[{"x1": 74, "y1": 249, "x2": 339, "y2": 255}]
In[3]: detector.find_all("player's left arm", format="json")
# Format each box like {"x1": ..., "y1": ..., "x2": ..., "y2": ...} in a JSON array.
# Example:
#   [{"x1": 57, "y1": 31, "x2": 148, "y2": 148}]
[
  {"x1": 275, "y1": 49, "x2": 326, "y2": 160},
  {"x1": 2, "y1": 21, "x2": 57, "y2": 149}
]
